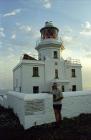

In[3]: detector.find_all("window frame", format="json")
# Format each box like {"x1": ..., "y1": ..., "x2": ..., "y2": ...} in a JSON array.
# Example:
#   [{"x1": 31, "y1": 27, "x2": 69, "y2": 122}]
[
  {"x1": 53, "y1": 51, "x2": 58, "y2": 59},
  {"x1": 32, "y1": 67, "x2": 39, "y2": 77},
  {"x1": 55, "y1": 69, "x2": 59, "y2": 79},
  {"x1": 62, "y1": 85, "x2": 65, "y2": 92},
  {"x1": 71, "y1": 69, "x2": 76, "y2": 77}
]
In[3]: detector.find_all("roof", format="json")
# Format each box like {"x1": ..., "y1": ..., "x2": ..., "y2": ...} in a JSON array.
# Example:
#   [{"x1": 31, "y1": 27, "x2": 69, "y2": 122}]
[
  {"x1": 13, "y1": 59, "x2": 45, "y2": 71},
  {"x1": 22, "y1": 54, "x2": 37, "y2": 60},
  {"x1": 40, "y1": 21, "x2": 59, "y2": 32}
]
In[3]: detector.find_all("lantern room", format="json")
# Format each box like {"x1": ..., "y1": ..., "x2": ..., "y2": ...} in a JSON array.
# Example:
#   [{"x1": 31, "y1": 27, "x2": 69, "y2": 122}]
[{"x1": 40, "y1": 21, "x2": 59, "y2": 40}]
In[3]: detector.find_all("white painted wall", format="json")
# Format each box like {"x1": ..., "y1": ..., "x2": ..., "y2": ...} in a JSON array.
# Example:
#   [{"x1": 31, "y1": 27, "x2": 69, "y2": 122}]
[
  {"x1": 0, "y1": 96, "x2": 3, "y2": 106},
  {"x1": 38, "y1": 46, "x2": 61, "y2": 61},
  {"x1": 7, "y1": 92, "x2": 55, "y2": 129},
  {"x1": 0, "y1": 91, "x2": 91, "y2": 129},
  {"x1": 62, "y1": 91, "x2": 91, "y2": 118},
  {"x1": 64, "y1": 62, "x2": 82, "y2": 91},
  {"x1": 69, "y1": 66, "x2": 82, "y2": 90},
  {"x1": 13, "y1": 58, "x2": 82, "y2": 93},
  {"x1": 3, "y1": 95, "x2": 8, "y2": 108},
  {"x1": 22, "y1": 63, "x2": 45, "y2": 93},
  {"x1": 13, "y1": 65, "x2": 22, "y2": 92},
  {"x1": 8, "y1": 92, "x2": 25, "y2": 125}
]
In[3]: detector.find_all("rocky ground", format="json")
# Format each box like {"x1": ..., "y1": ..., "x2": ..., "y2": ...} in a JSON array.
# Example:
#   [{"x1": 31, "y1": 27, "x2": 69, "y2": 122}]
[{"x1": 0, "y1": 105, "x2": 91, "y2": 140}]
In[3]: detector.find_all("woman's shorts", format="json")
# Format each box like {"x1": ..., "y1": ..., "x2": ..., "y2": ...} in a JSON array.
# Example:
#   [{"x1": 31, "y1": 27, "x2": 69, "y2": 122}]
[{"x1": 53, "y1": 104, "x2": 62, "y2": 111}]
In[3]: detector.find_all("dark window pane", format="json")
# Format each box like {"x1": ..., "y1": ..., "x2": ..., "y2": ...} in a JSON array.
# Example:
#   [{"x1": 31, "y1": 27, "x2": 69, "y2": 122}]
[
  {"x1": 55, "y1": 69, "x2": 58, "y2": 79},
  {"x1": 33, "y1": 86, "x2": 39, "y2": 93},
  {"x1": 62, "y1": 85, "x2": 65, "y2": 92},
  {"x1": 72, "y1": 69, "x2": 76, "y2": 77},
  {"x1": 72, "y1": 85, "x2": 76, "y2": 91},
  {"x1": 54, "y1": 51, "x2": 58, "y2": 58},
  {"x1": 33, "y1": 67, "x2": 39, "y2": 77}
]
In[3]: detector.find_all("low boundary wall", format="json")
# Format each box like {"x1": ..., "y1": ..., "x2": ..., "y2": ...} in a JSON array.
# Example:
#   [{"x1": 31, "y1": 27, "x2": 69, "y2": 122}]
[
  {"x1": 62, "y1": 91, "x2": 91, "y2": 118},
  {"x1": 0, "y1": 90, "x2": 91, "y2": 129},
  {"x1": 7, "y1": 92, "x2": 55, "y2": 129}
]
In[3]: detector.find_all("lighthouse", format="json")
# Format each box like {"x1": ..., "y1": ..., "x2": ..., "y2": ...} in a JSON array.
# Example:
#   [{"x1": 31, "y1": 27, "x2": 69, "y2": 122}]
[{"x1": 13, "y1": 21, "x2": 82, "y2": 93}]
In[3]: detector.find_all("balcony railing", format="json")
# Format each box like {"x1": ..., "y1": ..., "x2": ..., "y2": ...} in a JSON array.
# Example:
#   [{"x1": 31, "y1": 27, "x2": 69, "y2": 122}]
[
  {"x1": 65, "y1": 58, "x2": 81, "y2": 65},
  {"x1": 36, "y1": 37, "x2": 62, "y2": 47}
]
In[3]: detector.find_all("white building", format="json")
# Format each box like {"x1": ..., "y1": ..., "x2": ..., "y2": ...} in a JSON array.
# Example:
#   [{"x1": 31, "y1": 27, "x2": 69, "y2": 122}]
[{"x1": 13, "y1": 21, "x2": 82, "y2": 93}]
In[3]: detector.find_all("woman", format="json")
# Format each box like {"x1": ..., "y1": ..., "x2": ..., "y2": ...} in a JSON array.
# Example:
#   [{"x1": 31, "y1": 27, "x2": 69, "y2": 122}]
[{"x1": 52, "y1": 83, "x2": 63, "y2": 126}]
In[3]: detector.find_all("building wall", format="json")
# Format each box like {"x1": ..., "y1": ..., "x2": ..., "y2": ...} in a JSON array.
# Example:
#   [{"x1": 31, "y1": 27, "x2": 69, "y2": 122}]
[
  {"x1": 21, "y1": 63, "x2": 45, "y2": 93},
  {"x1": 13, "y1": 58, "x2": 82, "y2": 93},
  {"x1": 44, "y1": 58, "x2": 66, "y2": 91},
  {"x1": 13, "y1": 66, "x2": 22, "y2": 92},
  {"x1": 62, "y1": 91, "x2": 91, "y2": 118},
  {"x1": 44, "y1": 58, "x2": 82, "y2": 92},
  {"x1": 69, "y1": 66, "x2": 82, "y2": 91},
  {"x1": 64, "y1": 62, "x2": 82, "y2": 91},
  {"x1": 76, "y1": 67, "x2": 82, "y2": 90},
  {"x1": 38, "y1": 46, "x2": 61, "y2": 60}
]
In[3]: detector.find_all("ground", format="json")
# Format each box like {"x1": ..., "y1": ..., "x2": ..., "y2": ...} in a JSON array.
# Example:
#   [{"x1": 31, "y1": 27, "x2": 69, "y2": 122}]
[{"x1": 0, "y1": 105, "x2": 91, "y2": 140}]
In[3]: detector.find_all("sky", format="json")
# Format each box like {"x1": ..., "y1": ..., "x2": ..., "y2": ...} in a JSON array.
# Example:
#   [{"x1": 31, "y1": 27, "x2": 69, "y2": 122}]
[{"x1": 0, "y1": 0, "x2": 91, "y2": 90}]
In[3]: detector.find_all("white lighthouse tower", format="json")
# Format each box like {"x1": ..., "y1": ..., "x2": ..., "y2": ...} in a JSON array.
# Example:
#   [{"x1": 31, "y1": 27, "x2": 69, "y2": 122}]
[
  {"x1": 13, "y1": 21, "x2": 82, "y2": 93},
  {"x1": 36, "y1": 21, "x2": 64, "y2": 60}
]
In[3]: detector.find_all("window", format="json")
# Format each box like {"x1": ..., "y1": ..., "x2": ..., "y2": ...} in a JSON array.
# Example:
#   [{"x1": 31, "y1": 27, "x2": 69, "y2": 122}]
[
  {"x1": 33, "y1": 67, "x2": 39, "y2": 77},
  {"x1": 55, "y1": 69, "x2": 59, "y2": 79},
  {"x1": 62, "y1": 85, "x2": 65, "y2": 92},
  {"x1": 54, "y1": 51, "x2": 58, "y2": 59},
  {"x1": 19, "y1": 87, "x2": 21, "y2": 92},
  {"x1": 33, "y1": 86, "x2": 39, "y2": 93},
  {"x1": 72, "y1": 69, "x2": 76, "y2": 77},
  {"x1": 72, "y1": 85, "x2": 76, "y2": 91}
]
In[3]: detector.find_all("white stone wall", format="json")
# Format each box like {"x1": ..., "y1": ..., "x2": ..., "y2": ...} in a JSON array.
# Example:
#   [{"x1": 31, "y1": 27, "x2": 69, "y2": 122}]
[
  {"x1": 7, "y1": 92, "x2": 55, "y2": 129},
  {"x1": 0, "y1": 90, "x2": 91, "y2": 129},
  {"x1": 62, "y1": 91, "x2": 91, "y2": 118}
]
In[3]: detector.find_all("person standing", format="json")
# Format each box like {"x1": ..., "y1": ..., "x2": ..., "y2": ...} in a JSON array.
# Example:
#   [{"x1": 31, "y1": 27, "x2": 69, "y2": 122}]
[{"x1": 51, "y1": 83, "x2": 63, "y2": 126}]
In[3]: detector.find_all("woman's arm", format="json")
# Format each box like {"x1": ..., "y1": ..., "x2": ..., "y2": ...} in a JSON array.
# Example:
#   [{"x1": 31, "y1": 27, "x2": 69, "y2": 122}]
[
  {"x1": 55, "y1": 91, "x2": 64, "y2": 101},
  {"x1": 54, "y1": 96, "x2": 63, "y2": 101}
]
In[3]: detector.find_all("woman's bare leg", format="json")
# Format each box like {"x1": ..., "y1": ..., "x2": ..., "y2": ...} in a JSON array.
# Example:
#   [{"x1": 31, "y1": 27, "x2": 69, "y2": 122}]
[{"x1": 54, "y1": 109, "x2": 62, "y2": 126}]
